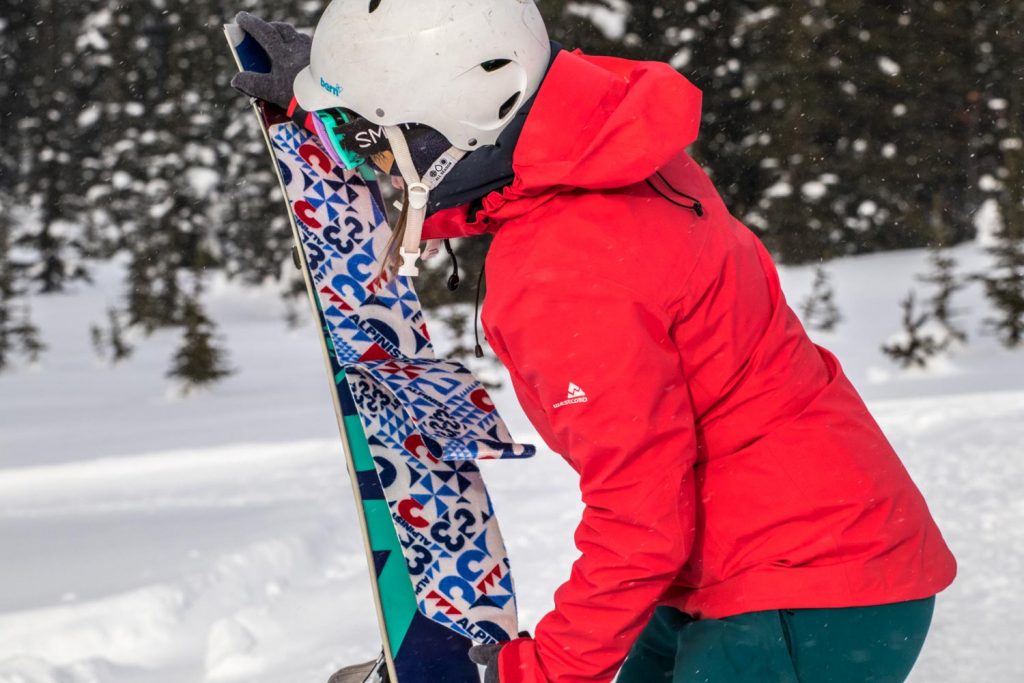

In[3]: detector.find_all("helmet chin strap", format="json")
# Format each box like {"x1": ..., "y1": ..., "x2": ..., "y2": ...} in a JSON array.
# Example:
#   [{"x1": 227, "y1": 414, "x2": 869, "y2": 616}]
[{"x1": 383, "y1": 126, "x2": 465, "y2": 277}]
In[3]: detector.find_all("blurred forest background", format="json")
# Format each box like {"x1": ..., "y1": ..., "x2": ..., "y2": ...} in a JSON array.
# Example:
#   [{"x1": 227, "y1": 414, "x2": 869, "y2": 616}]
[{"x1": 1, "y1": 0, "x2": 1022, "y2": 384}]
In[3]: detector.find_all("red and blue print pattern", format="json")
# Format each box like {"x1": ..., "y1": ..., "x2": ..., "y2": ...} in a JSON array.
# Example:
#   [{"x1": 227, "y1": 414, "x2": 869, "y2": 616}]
[{"x1": 270, "y1": 120, "x2": 532, "y2": 644}]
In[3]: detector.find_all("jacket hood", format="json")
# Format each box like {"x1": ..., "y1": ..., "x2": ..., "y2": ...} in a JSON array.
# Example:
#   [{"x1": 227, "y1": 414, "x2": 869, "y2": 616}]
[{"x1": 423, "y1": 50, "x2": 703, "y2": 239}]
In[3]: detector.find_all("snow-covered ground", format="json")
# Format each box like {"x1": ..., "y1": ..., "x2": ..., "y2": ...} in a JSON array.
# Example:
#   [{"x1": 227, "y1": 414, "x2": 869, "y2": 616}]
[{"x1": 1, "y1": 240, "x2": 1022, "y2": 683}]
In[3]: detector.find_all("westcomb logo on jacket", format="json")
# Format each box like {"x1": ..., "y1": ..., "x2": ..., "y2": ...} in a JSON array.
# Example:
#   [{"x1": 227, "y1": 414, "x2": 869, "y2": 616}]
[
  {"x1": 424, "y1": 49, "x2": 956, "y2": 683},
  {"x1": 552, "y1": 382, "x2": 587, "y2": 409}
]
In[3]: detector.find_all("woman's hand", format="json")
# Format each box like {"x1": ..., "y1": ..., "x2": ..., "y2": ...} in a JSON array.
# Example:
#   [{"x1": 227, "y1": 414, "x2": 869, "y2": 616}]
[{"x1": 229, "y1": 11, "x2": 312, "y2": 109}]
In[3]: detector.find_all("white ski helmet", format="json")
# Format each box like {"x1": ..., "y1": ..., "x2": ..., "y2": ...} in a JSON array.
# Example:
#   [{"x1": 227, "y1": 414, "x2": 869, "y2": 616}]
[{"x1": 293, "y1": 0, "x2": 551, "y2": 151}]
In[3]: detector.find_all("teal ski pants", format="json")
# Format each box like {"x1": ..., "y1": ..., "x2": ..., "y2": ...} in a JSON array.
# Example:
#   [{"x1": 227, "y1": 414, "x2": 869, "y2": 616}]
[{"x1": 618, "y1": 597, "x2": 935, "y2": 683}]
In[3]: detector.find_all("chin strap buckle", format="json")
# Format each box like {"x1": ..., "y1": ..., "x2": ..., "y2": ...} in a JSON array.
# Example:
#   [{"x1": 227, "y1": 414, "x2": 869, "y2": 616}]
[
  {"x1": 398, "y1": 182, "x2": 429, "y2": 277},
  {"x1": 398, "y1": 246, "x2": 421, "y2": 277}
]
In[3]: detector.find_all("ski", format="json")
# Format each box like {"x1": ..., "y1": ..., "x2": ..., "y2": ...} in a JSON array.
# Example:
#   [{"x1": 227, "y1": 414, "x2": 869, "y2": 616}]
[
  {"x1": 224, "y1": 24, "x2": 534, "y2": 683},
  {"x1": 327, "y1": 653, "x2": 388, "y2": 683}
]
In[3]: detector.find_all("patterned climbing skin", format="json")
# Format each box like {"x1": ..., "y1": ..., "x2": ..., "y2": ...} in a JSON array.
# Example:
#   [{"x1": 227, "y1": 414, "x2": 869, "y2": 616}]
[{"x1": 269, "y1": 120, "x2": 532, "y2": 644}]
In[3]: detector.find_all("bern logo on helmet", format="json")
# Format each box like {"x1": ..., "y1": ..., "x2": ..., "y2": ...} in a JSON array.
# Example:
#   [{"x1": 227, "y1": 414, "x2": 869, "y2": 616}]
[{"x1": 320, "y1": 77, "x2": 342, "y2": 97}]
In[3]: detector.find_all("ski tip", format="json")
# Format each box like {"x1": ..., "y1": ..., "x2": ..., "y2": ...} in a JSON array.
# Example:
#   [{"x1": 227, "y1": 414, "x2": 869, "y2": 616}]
[{"x1": 223, "y1": 23, "x2": 242, "y2": 43}]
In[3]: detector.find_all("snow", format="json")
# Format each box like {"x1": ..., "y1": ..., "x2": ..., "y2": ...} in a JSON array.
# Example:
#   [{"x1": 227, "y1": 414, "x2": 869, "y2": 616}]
[
  {"x1": 77, "y1": 106, "x2": 101, "y2": 129},
  {"x1": 565, "y1": 1, "x2": 630, "y2": 41},
  {"x1": 978, "y1": 174, "x2": 1004, "y2": 193},
  {"x1": 1, "y1": 241, "x2": 1022, "y2": 682},
  {"x1": 858, "y1": 199, "x2": 879, "y2": 217},
  {"x1": 765, "y1": 181, "x2": 793, "y2": 198},
  {"x1": 974, "y1": 199, "x2": 1003, "y2": 248},
  {"x1": 801, "y1": 180, "x2": 828, "y2": 200},
  {"x1": 878, "y1": 56, "x2": 902, "y2": 77},
  {"x1": 187, "y1": 168, "x2": 221, "y2": 197},
  {"x1": 669, "y1": 48, "x2": 692, "y2": 70}
]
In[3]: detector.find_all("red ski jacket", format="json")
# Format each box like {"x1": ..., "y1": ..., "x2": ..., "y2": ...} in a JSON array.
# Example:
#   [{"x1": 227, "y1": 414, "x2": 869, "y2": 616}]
[{"x1": 424, "y1": 50, "x2": 956, "y2": 683}]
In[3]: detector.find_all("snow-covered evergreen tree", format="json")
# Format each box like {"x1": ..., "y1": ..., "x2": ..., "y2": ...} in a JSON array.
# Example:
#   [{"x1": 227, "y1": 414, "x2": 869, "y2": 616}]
[
  {"x1": 79, "y1": 1, "x2": 317, "y2": 367},
  {"x1": 976, "y1": 236, "x2": 1024, "y2": 349},
  {"x1": 540, "y1": 2, "x2": 991, "y2": 263},
  {"x1": 800, "y1": 264, "x2": 842, "y2": 332},
  {"x1": 976, "y1": 192, "x2": 1024, "y2": 349},
  {"x1": 974, "y1": 5, "x2": 1024, "y2": 350},
  {"x1": 5, "y1": 0, "x2": 99, "y2": 293},
  {"x1": 3, "y1": 0, "x2": 1022, "y2": 380},
  {"x1": 882, "y1": 291, "x2": 946, "y2": 369},
  {"x1": 0, "y1": 6, "x2": 44, "y2": 371},
  {"x1": 168, "y1": 289, "x2": 232, "y2": 389},
  {"x1": 0, "y1": 204, "x2": 45, "y2": 371},
  {"x1": 918, "y1": 194, "x2": 967, "y2": 344},
  {"x1": 90, "y1": 307, "x2": 133, "y2": 364}
]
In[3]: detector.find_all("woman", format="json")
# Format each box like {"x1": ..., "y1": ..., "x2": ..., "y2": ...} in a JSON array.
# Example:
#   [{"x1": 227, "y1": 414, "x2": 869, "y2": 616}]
[{"x1": 232, "y1": 2, "x2": 956, "y2": 681}]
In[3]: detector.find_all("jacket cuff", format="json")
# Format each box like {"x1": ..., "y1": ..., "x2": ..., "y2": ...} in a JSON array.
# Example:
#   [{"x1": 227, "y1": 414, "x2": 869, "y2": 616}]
[
  {"x1": 498, "y1": 637, "x2": 548, "y2": 683},
  {"x1": 422, "y1": 204, "x2": 482, "y2": 240},
  {"x1": 287, "y1": 96, "x2": 316, "y2": 134}
]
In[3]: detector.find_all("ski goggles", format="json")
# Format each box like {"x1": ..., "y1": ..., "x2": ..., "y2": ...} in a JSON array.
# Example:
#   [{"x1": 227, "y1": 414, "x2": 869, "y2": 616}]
[
  {"x1": 312, "y1": 108, "x2": 367, "y2": 170},
  {"x1": 312, "y1": 109, "x2": 452, "y2": 179}
]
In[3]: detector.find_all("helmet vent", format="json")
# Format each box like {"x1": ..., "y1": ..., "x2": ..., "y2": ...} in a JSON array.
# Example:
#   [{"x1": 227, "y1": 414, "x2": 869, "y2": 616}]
[
  {"x1": 368, "y1": 0, "x2": 381, "y2": 13},
  {"x1": 481, "y1": 59, "x2": 512, "y2": 72},
  {"x1": 498, "y1": 92, "x2": 521, "y2": 120}
]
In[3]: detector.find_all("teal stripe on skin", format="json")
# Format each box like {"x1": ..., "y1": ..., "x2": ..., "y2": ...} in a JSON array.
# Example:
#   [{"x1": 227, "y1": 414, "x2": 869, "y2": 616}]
[{"x1": 344, "y1": 409, "x2": 418, "y2": 651}]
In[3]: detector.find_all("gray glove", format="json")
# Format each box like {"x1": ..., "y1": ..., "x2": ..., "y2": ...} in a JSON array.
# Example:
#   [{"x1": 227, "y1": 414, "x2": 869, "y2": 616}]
[
  {"x1": 468, "y1": 642, "x2": 505, "y2": 683},
  {"x1": 230, "y1": 11, "x2": 312, "y2": 109}
]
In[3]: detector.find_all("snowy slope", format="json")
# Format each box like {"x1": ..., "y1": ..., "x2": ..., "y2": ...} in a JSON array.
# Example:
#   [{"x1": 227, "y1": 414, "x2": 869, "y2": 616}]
[{"x1": 1, "y1": 242, "x2": 1021, "y2": 682}]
